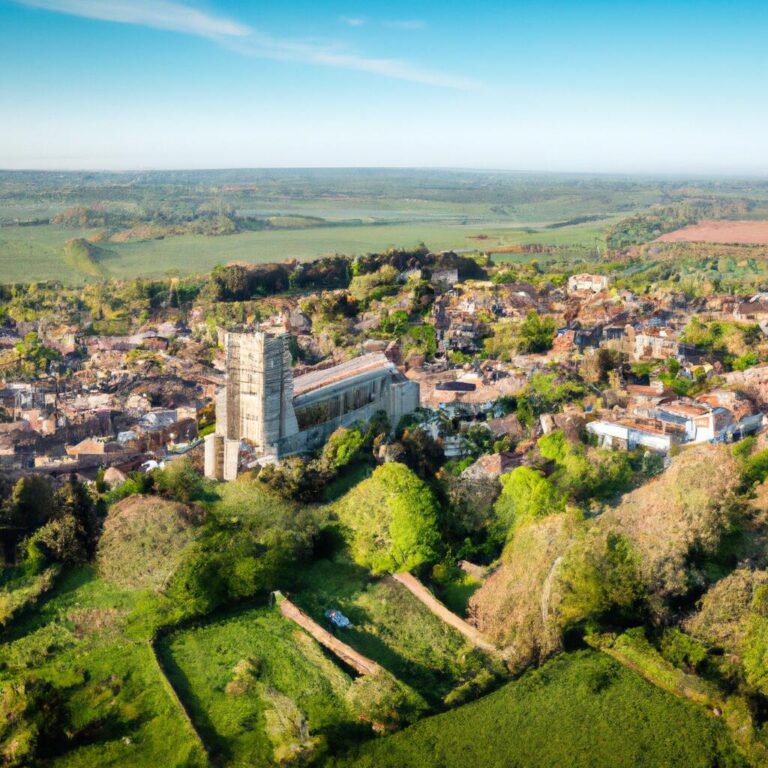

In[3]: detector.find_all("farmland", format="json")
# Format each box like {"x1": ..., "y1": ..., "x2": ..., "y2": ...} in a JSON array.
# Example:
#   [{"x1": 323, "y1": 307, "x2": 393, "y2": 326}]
[
  {"x1": 657, "y1": 219, "x2": 768, "y2": 245},
  {"x1": 5, "y1": 168, "x2": 767, "y2": 283},
  {"x1": 0, "y1": 218, "x2": 621, "y2": 283}
]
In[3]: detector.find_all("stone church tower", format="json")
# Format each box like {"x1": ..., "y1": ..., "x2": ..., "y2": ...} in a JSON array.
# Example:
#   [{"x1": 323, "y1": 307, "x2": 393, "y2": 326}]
[{"x1": 205, "y1": 330, "x2": 299, "y2": 481}]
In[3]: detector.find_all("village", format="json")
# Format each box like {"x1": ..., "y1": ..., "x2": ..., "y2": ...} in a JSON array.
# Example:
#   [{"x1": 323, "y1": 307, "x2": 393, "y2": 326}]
[{"x1": 2, "y1": 253, "x2": 768, "y2": 486}]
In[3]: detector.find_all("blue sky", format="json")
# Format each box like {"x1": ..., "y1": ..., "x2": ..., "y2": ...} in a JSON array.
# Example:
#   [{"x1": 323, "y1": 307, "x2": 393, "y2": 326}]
[{"x1": 1, "y1": 0, "x2": 767, "y2": 172}]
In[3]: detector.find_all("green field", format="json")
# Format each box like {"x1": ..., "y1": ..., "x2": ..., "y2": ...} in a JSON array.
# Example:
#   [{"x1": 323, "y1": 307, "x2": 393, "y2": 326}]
[
  {"x1": 331, "y1": 650, "x2": 744, "y2": 768},
  {"x1": 0, "y1": 217, "x2": 616, "y2": 283},
  {"x1": 1, "y1": 168, "x2": 682, "y2": 283},
  {"x1": 0, "y1": 567, "x2": 206, "y2": 767},
  {"x1": 158, "y1": 607, "x2": 357, "y2": 767},
  {"x1": 291, "y1": 558, "x2": 497, "y2": 706}
]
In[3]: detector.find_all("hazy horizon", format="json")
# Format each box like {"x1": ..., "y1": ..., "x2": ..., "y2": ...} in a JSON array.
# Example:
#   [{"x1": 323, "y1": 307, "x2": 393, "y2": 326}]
[{"x1": 2, "y1": 0, "x2": 768, "y2": 174}]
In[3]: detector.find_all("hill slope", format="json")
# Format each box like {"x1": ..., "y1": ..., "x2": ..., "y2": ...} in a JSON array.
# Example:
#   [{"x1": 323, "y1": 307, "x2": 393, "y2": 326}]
[{"x1": 330, "y1": 650, "x2": 742, "y2": 768}]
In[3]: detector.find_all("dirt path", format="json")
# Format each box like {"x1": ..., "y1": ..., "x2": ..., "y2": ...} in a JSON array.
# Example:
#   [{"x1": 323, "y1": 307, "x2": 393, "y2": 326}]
[
  {"x1": 390, "y1": 572, "x2": 497, "y2": 654},
  {"x1": 277, "y1": 595, "x2": 383, "y2": 676}
]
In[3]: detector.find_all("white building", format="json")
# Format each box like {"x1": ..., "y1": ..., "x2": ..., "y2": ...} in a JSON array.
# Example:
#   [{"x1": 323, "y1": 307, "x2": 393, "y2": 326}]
[{"x1": 567, "y1": 274, "x2": 610, "y2": 293}]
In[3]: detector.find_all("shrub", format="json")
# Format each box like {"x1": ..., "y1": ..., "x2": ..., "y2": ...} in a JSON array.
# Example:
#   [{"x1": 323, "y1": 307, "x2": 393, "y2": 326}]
[
  {"x1": 336, "y1": 463, "x2": 441, "y2": 574},
  {"x1": 517, "y1": 311, "x2": 557, "y2": 354},
  {"x1": 494, "y1": 466, "x2": 564, "y2": 537}
]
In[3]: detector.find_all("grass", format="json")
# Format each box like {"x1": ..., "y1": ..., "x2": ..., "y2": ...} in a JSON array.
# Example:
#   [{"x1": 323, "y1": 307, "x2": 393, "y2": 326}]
[
  {"x1": 0, "y1": 567, "x2": 206, "y2": 767},
  {"x1": 0, "y1": 215, "x2": 619, "y2": 284},
  {"x1": 321, "y1": 462, "x2": 375, "y2": 503},
  {"x1": 329, "y1": 650, "x2": 745, "y2": 768},
  {"x1": 157, "y1": 605, "x2": 361, "y2": 766},
  {"x1": 433, "y1": 572, "x2": 482, "y2": 617},
  {"x1": 96, "y1": 496, "x2": 198, "y2": 591},
  {"x1": 292, "y1": 558, "x2": 497, "y2": 706}
]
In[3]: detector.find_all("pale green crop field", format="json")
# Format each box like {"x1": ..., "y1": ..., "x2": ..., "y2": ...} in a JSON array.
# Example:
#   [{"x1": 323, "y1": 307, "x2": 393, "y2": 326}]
[{"x1": 0, "y1": 216, "x2": 618, "y2": 284}]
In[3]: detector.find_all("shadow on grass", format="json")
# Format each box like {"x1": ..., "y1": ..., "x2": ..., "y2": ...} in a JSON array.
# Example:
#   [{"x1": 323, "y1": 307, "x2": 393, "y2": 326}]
[
  {"x1": 0, "y1": 565, "x2": 98, "y2": 643},
  {"x1": 65, "y1": 711, "x2": 141, "y2": 753},
  {"x1": 155, "y1": 637, "x2": 234, "y2": 765},
  {"x1": 434, "y1": 578, "x2": 481, "y2": 617},
  {"x1": 293, "y1": 574, "x2": 455, "y2": 707},
  {"x1": 321, "y1": 461, "x2": 375, "y2": 503}
]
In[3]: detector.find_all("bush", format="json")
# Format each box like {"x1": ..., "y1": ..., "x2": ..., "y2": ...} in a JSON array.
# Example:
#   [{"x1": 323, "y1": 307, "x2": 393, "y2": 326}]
[
  {"x1": 494, "y1": 466, "x2": 564, "y2": 538},
  {"x1": 318, "y1": 427, "x2": 365, "y2": 474},
  {"x1": 167, "y1": 482, "x2": 319, "y2": 615},
  {"x1": 742, "y1": 448, "x2": 768, "y2": 487},
  {"x1": 558, "y1": 532, "x2": 645, "y2": 630},
  {"x1": 518, "y1": 311, "x2": 557, "y2": 354},
  {"x1": 155, "y1": 458, "x2": 208, "y2": 504},
  {"x1": 336, "y1": 463, "x2": 441, "y2": 574}
]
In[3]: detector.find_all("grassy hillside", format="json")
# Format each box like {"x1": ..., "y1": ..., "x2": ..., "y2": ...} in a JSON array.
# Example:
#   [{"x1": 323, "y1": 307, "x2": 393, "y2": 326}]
[
  {"x1": 330, "y1": 650, "x2": 743, "y2": 768},
  {"x1": 0, "y1": 567, "x2": 207, "y2": 768},
  {"x1": 158, "y1": 606, "x2": 357, "y2": 766},
  {"x1": 62, "y1": 238, "x2": 114, "y2": 278},
  {"x1": 96, "y1": 496, "x2": 200, "y2": 591}
]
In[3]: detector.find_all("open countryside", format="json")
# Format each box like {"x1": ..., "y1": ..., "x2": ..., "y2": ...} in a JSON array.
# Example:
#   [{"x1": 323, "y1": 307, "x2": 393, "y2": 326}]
[
  {"x1": 5, "y1": 0, "x2": 768, "y2": 766},
  {"x1": 656, "y1": 219, "x2": 768, "y2": 245}
]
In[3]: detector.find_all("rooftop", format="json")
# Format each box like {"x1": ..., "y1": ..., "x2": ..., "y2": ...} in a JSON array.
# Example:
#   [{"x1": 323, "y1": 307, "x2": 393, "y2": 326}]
[{"x1": 292, "y1": 352, "x2": 393, "y2": 398}]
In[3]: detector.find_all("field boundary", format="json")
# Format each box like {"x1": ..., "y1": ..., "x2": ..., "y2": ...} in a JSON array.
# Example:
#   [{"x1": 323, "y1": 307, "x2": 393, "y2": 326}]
[
  {"x1": 147, "y1": 637, "x2": 211, "y2": 762},
  {"x1": 275, "y1": 593, "x2": 383, "y2": 676},
  {"x1": 390, "y1": 572, "x2": 497, "y2": 654}
]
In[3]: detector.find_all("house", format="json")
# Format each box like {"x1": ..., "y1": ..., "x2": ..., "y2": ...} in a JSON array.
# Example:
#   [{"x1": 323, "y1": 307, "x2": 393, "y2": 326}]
[
  {"x1": 734, "y1": 295, "x2": 768, "y2": 322},
  {"x1": 652, "y1": 401, "x2": 732, "y2": 443},
  {"x1": 431, "y1": 269, "x2": 459, "y2": 289},
  {"x1": 587, "y1": 418, "x2": 679, "y2": 454},
  {"x1": 486, "y1": 413, "x2": 525, "y2": 441},
  {"x1": 461, "y1": 451, "x2": 521, "y2": 480},
  {"x1": 626, "y1": 382, "x2": 677, "y2": 412},
  {"x1": 567, "y1": 274, "x2": 610, "y2": 293},
  {"x1": 65, "y1": 438, "x2": 125, "y2": 459},
  {"x1": 628, "y1": 326, "x2": 680, "y2": 361}
]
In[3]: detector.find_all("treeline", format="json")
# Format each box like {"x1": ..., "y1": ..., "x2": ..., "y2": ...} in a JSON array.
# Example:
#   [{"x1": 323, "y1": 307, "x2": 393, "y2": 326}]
[
  {"x1": 606, "y1": 198, "x2": 754, "y2": 251},
  {"x1": 207, "y1": 247, "x2": 487, "y2": 302}
]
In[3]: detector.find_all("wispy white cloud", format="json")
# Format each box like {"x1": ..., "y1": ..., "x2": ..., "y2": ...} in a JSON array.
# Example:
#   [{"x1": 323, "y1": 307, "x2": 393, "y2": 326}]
[
  {"x1": 223, "y1": 31, "x2": 484, "y2": 91},
  {"x1": 339, "y1": 15, "x2": 365, "y2": 27},
  {"x1": 384, "y1": 19, "x2": 427, "y2": 30},
  {"x1": 15, "y1": 0, "x2": 250, "y2": 37},
  {"x1": 12, "y1": 0, "x2": 482, "y2": 90}
]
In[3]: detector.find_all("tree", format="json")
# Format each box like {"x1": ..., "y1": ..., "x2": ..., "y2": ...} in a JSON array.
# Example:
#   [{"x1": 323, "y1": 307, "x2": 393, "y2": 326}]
[
  {"x1": 494, "y1": 466, "x2": 564, "y2": 536},
  {"x1": 3, "y1": 476, "x2": 54, "y2": 530},
  {"x1": 318, "y1": 427, "x2": 365, "y2": 475},
  {"x1": 398, "y1": 428, "x2": 446, "y2": 480},
  {"x1": 155, "y1": 458, "x2": 206, "y2": 503},
  {"x1": 337, "y1": 463, "x2": 441, "y2": 574},
  {"x1": 461, "y1": 424, "x2": 495, "y2": 460},
  {"x1": 557, "y1": 532, "x2": 644, "y2": 629},
  {"x1": 538, "y1": 430, "x2": 632, "y2": 502},
  {"x1": 517, "y1": 311, "x2": 556, "y2": 354},
  {"x1": 596, "y1": 348, "x2": 622, "y2": 383},
  {"x1": 29, "y1": 474, "x2": 98, "y2": 565}
]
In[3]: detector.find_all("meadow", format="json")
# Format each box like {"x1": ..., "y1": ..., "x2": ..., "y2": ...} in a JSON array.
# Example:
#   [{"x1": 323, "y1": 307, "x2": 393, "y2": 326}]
[
  {"x1": 0, "y1": 567, "x2": 207, "y2": 767},
  {"x1": 331, "y1": 650, "x2": 744, "y2": 768},
  {"x1": 0, "y1": 216, "x2": 616, "y2": 284},
  {"x1": 0, "y1": 167, "x2": 720, "y2": 283},
  {"x1": 157, "y1": 606, "x2": 357, "y2": 766}
]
